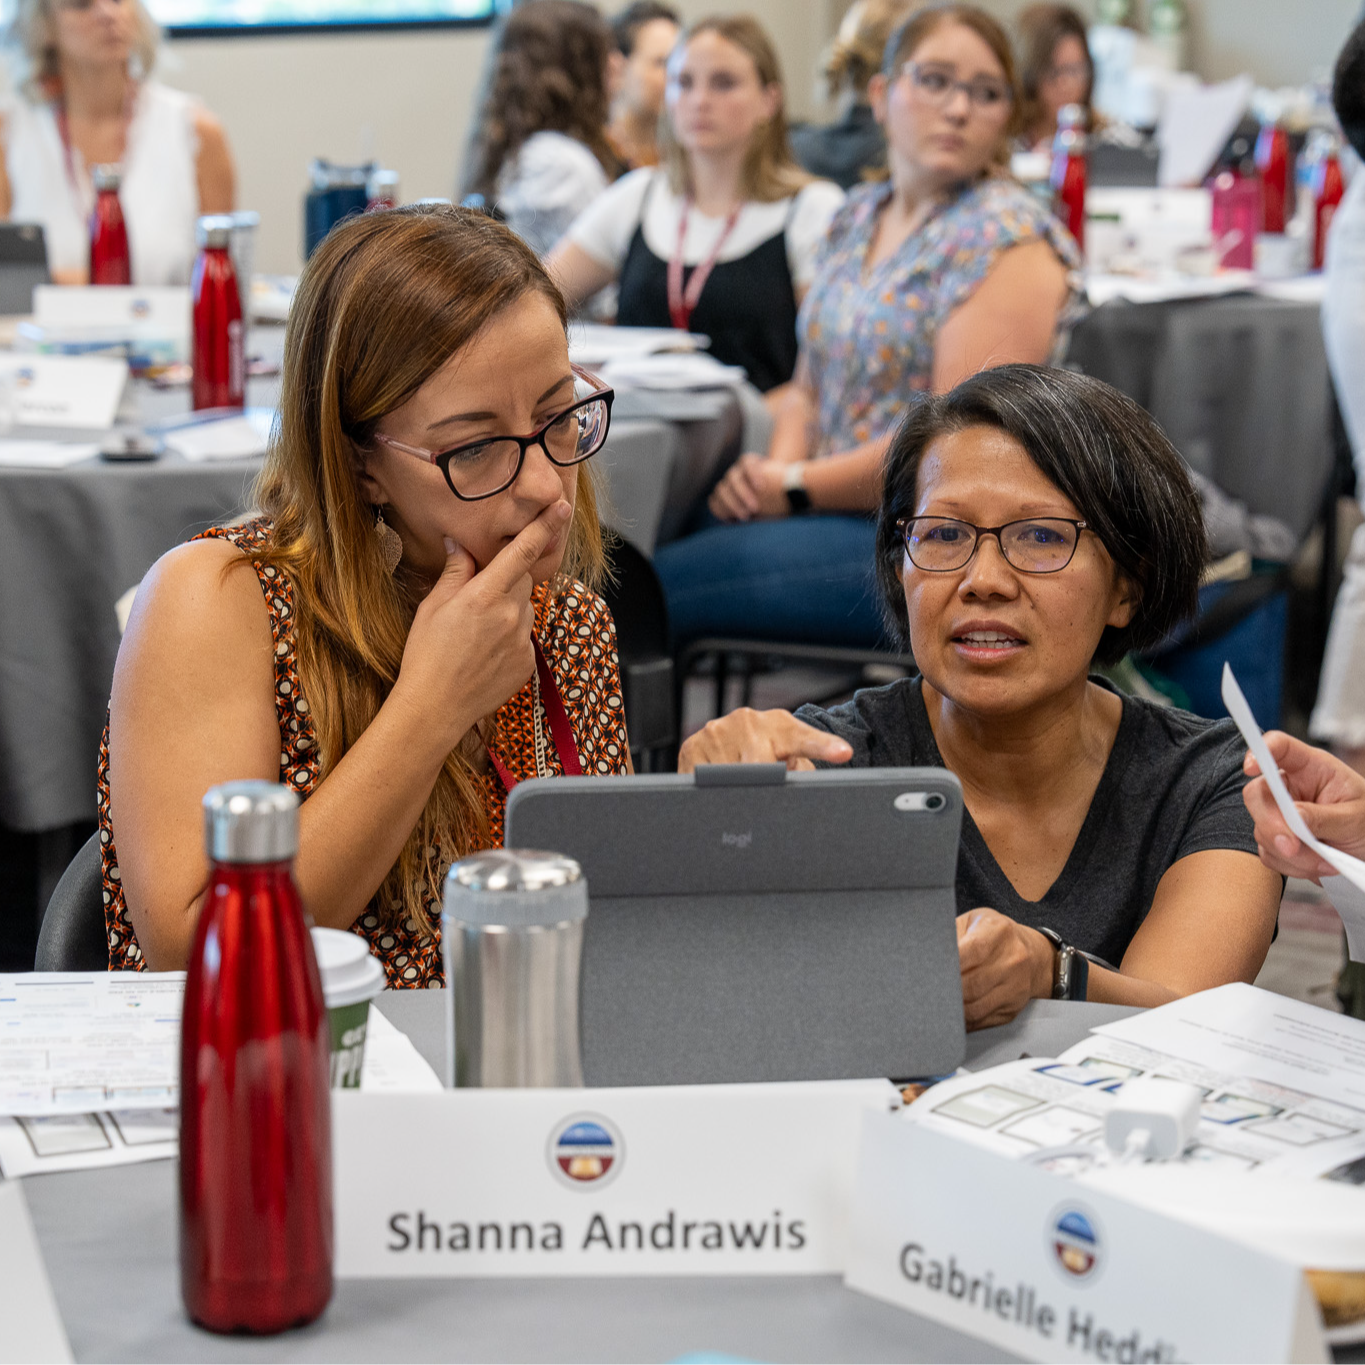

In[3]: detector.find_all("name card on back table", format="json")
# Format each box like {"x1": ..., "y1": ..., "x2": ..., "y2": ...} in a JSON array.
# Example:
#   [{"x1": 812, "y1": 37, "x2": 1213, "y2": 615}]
[
  {"x1": 333, "y1": 1080, "x2": 897, "y2": 1277},
  {"x1": 0, "y1": 354, "x2": 127, "y2": 429},
  {"x1": 845, "y1": 1116, "x2": 1328, "y2": 1364}
]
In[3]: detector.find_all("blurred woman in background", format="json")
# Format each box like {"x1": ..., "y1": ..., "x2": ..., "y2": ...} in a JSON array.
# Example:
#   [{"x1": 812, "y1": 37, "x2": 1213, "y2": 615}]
[
  {"x1": 465, "y1": 0, "x2": 624, "y2": 257},
  {"x1": 1014, "y1": 3, "x2": 1095, "y2": 152},
  {"x1": 607, "y1": 0, "x2": 680, "y2": 171},
  {"x1": 0, "y1": 0, "x2": 234, "y2": 285},
  {"x1": 653, "y1": 3, "x2": 1080, "y2": 651},
  {"x1": 790, "y1": 0, "x2": 913, "y2": 190},
  {"x1": 549, "y1": 15, "x2": 844, "y2": 396}
]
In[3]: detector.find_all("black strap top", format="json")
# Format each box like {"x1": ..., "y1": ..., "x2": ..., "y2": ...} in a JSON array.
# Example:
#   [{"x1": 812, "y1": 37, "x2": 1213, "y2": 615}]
[{"x1": 615, "y1": 175, "x2": 800, "y2": 393}]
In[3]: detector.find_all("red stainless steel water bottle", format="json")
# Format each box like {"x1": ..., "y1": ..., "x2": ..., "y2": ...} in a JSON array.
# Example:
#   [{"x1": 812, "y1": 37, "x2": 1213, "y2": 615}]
[
  {"x1": 1254, "y1": 121, "x2": 1292, "y2": 233},
  {"x1": 88, "y1": 163, "x2": 130, "y2": 285},
  {"x1": 192, "y1": 215, "x2": 245, "y2": 410},
  {"x1": 1050, "y1": 103, "x2": 1087, "y2": 253},
  {"x1": 180, "y1": 781, "x2": 333, "y2": 1334},
  {"x1": 1313, "y1": 136, "x2": 1345, "y2": 271}
]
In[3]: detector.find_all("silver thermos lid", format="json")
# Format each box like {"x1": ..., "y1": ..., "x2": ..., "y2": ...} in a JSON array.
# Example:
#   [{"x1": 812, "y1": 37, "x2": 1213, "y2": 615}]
[
  {"x1": 196, "y1": 214, "x2": 235, "y2": 250},
  {"x1": 203, "y1": 781, "x2": 299, "y2": 863},
  {"x1": 91, "y1": 163, "x2": 121, "y2": 193},
  {"x1": 443, "y1": 850, "x2": 586, "y2": 929}
]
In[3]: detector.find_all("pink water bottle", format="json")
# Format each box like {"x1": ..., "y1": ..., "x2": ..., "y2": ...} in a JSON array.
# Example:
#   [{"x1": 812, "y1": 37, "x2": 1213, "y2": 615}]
[
  {"x1": 88, "y1": 164, "x2": 130, "y2": 285},
  {"x1": 1313, "y1": 135, "x2": 1345, "y2": 271},
  {"x1": 1210, "y1": 169, "x2": 1261, "y2": 270},
  {"x1": 191, "y1": 215, "x2": 244, "y2": 411},
  {"x1": 1254, "y1": 120, "x2": 1292, "y2": 233},
  {"x1": 1050, "y1": 103, "x2": 1087, "y2": 253},
  {"x1": 180, "y1": 781, "x2": 333, "y2": 1334}
]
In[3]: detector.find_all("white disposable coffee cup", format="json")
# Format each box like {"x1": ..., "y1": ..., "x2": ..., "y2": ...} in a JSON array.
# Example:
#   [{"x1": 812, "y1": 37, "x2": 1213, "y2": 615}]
[{"x1": 310, "y1": 927, "x2": 385, "y2": 1089}]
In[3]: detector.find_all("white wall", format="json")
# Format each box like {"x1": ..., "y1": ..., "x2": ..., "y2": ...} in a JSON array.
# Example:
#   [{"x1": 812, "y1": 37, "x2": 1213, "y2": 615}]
[{"x1": 162, "y1": 0, "x2": 1363, "y2": 275}]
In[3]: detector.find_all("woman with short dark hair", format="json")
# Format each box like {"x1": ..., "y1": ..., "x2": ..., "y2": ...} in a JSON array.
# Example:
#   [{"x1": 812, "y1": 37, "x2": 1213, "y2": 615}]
[{"x1": 681, "y1": 365, "x2": 1281, "y2": 1027}]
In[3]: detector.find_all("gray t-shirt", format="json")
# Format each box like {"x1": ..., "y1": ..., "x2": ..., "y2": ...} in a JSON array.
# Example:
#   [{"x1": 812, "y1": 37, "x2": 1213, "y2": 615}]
[{"x1": 796, "y1": 677, "x2": 1261, "y2": 968}]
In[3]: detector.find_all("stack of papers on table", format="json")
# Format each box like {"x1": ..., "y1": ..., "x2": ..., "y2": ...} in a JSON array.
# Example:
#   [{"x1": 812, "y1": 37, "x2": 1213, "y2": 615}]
[
  {"x1": 0, "y1": 972, "x2": 441, "y2": 1177},
  {"x1": 0, "y1": 441, "x2": 98, "y2": 468},
  {"x1": 568, "y1": 323, "x2": 709, "y2": 367},
  {"x1": 160, "y1": 407, "x2": 276, "y2": 462},
  {"x1": 598, "y1": 352, "x2": 747, "y2": 391}
]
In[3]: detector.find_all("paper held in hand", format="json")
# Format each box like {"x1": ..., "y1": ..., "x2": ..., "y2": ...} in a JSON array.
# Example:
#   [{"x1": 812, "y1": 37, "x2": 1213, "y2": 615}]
[{"x1": 1222, "y1": 663, "x2": 1365, "y2": 961}]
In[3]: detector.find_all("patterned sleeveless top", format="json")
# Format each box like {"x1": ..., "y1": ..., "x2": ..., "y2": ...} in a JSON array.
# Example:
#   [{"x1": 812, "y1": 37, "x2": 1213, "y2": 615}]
[{"x1": 96, "y1": 517, "x2": 630, "y2": 988}]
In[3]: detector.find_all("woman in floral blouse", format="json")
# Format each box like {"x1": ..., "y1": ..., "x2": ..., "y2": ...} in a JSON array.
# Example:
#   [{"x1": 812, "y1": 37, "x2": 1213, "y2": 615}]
[{"x1": 654, "y1": 2, "x2": 1081, "y2": 649}]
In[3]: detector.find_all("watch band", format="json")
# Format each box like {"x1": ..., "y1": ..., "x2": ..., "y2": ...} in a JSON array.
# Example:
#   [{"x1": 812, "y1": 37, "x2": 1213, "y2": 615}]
[{"x1": 1036, "y1": 926, "x2": 1088, "y2": 1001}]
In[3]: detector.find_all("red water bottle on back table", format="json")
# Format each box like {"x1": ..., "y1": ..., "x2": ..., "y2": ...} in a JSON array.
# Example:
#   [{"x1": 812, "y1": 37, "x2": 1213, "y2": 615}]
[
  {"x1": 1313, "y1": 133, "x2": 1345, "y2": 271},
  {"x1": 1254, "y1": 117, "x2": 1292, "y2": 234},
  {"x1": 180, "y1": 781, "x2": 333, "y2": 1334},
  {"x1": 88, "y1": 164, "x2": 130, "y2": 285},
  {"x1": 191, "y1": 215, "x2": 245, "y2": 410},
  {"x1": 1050, "y1": 103, "x2": 1087, "y2": 254}
]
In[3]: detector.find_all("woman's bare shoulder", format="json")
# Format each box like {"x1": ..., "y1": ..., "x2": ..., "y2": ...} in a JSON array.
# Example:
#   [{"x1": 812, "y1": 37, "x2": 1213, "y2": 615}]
[{"x1": 121, "y1": 536, "x2": 272, "y2": 671}]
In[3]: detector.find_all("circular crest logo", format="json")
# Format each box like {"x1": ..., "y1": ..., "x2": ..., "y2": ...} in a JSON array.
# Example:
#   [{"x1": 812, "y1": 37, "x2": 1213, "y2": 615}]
[
  {"x1": 1049, "y1": 1205, "x2": 1102, "y2": 1281},
  {"x1": 547, "y1": 1113, "x2": 624, "y2": 1190}
]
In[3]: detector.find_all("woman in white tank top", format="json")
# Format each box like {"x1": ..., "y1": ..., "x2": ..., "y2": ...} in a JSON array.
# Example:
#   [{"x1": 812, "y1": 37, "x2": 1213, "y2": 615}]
[{"x1": 0, "y1": 0, "x2": 234, "y2": 286}]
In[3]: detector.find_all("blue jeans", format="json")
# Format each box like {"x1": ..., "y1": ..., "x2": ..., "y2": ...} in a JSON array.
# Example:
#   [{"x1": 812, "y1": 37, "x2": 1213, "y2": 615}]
[{"x1": 652, "y1": 515, "x2": 894, "y2": 650}]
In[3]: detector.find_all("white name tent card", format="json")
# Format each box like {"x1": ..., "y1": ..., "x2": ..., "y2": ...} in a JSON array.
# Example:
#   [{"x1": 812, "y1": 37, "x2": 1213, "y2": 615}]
[
  {"x1": 31, "y1": 284, "x2": 189, "y2": 334},
  {"x1": 333, "y1": 1079, "x2": 897, "y2": 1278},
  {"x1": 0, "y1": 354, "x2": 127, "y2": 429},
  {"x1": 845, "y1": 1118, "x2": 1328, "y2": 1364},
  {"x1": 0, "y1": 1181, "x2": 73, "y2": 1363},
  {"x1": 1223, "y1": 664, "x2": 1365, "y2": 960}
]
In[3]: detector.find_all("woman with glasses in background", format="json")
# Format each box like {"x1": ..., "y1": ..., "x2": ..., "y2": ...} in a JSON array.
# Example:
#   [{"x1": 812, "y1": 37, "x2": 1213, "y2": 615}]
[
  {"x1": 0, "y1": 0, "x2": 235, "y2": 284},
  {"x1": 1015, "y1": 4, "x2": 1096, "y2": 153},
  {"x1": 681, "y1": 366, "x2": 1282, "y2": 1028},
  {"x1": 654, "y1": 3, "x2": 1080, "y2": 654},
  {"x1": 98, "y1": 206, "x2": 629, "y2": 984}
]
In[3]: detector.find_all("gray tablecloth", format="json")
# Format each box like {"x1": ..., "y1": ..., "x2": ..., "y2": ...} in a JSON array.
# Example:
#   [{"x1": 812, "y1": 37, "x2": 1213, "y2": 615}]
[
  {"x1": 20, "y1": 997, "x2": 1129, "y2": 1365},
  {"x1": 0, "y1": 388, "x2": 739, "y2": 832},
  {"x1": 1067, "y1": 293, "x2": 1333, "y2": 544}
]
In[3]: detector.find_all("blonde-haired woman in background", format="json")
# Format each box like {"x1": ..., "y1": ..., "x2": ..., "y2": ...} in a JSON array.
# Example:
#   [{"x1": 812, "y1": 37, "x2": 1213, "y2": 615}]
[
  {"x1": 0, "y1": 0, "x2": 234, "y2": 284},
  {"x1": 790, "y1": 0, "x2": 913, "y2": 189},
  {"x1": 99, "y1": 206, "x2": 630, "y2": 985},
  {"x1": 549, "y1": 14, "x2": 844, "y2": 397}
]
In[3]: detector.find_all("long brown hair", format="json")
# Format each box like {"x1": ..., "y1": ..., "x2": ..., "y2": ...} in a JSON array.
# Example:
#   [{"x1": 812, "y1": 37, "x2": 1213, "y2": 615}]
[
  {"x1": 1016, "y1": 4, "x2": 1094, "y2": 141},
  {"x1": 881, "y1": 3, "x2": 1022, "y2": 167},
  {"x1": 659, "y1": 14, "x2": 813, "y2": 203},
  {"x1": 467, "y1": 0, "x2": 621, "y2": 200},
  {"x1": 825, "y1": 0, "x2": 914, "y2": 100},
  {"x1": 252, "y1": 205, "x2": 606, "y2": 933}
]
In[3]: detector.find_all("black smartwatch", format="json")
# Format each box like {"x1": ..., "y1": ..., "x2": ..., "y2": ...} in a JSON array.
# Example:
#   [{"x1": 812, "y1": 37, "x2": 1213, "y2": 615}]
[
  {"x1": 1037, "y1": 927, "x2": 1089, "y2": 1001},
  {"x1": 782, "y1": 462, "x2": 812, "y2": 515}
]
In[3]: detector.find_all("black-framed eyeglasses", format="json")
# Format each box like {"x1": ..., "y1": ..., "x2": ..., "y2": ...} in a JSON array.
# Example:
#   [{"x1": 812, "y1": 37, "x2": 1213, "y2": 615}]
[
  {"x1": 376, "y1": 367, "x2": 614, "y2": 502},
  {"x1": 898, "y1": 61, "x2": 1013, "y2": 110},
  {"x1": 899, "y1": 516, "x2": 1089, "y2": 574}
]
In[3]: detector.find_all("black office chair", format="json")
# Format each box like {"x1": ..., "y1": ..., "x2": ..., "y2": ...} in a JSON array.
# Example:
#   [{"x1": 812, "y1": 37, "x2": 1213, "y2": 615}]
[
  {"x1": 35, "y1": 830, "x2": 108, "y2": 971},
  {"x1": 599, "y1": 538, "x2": 678, "y2": 772}
]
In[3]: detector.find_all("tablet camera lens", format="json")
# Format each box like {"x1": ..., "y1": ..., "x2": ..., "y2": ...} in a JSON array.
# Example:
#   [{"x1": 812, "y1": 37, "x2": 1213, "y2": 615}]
[{"x1": 925, "y1": 793, "x2": 946, "y2": 812}]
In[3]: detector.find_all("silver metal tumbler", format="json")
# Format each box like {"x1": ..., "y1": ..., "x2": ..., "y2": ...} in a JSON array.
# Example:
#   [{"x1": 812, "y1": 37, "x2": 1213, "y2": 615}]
[{"x1": 442, "y1": 849, "x2": 587, "y2": 1088}]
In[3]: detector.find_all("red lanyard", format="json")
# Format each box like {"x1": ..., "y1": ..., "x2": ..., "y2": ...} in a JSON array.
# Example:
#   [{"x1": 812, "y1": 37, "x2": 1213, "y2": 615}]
[
  {"x1": 486, "y1": 638, "x2": 583, "y2": 792},
  {"x1": 53, "y1": 84, "x2": 136, "y2": 202},
  {"x1": 667, "y1": 197, "x2": 743, "y2": 331}
]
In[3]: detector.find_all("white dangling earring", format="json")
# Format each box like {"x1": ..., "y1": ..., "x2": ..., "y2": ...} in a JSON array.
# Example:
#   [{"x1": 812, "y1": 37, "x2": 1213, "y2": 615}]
[{"x1": 374, "y1": 507, "x2": 403, "y2": 574}]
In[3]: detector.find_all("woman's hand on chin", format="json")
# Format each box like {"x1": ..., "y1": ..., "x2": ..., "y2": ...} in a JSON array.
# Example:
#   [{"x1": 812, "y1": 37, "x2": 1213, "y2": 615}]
[
  {"x1": 956, "y1": 908, "x2": 1055, "y2": 1031},
  {"x1": 393, "y1": 501, "x2": 571, "y2": 751},
  {"x1": 677, "y1": 708, "x2": 854, "y2": 772},
  {"x1": 709, "y1": 454, "x2": 790, "y2": 522}
]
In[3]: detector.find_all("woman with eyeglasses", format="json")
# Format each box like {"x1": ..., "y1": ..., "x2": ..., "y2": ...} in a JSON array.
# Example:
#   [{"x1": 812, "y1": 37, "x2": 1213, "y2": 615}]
[
  {"x1": 680, "y1": 365, "x2": 1282, "y2": 1028},
  {"x1": 0, "y1": 0, "x2": 234, "y2": 285},
  {"x1": 99, "y1": 206, "x2": 628, "y2": 982},
  {"x1": 653, "y1": 3, "x2": 1080, "y2": 654},
  {"x1": 1015, "y1": 4, "x2": 1097, "y2": 154}
]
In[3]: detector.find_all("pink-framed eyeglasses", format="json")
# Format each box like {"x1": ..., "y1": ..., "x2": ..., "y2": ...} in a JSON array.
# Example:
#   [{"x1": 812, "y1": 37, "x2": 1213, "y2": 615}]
[{"x1": 374, "y1": 366, "x2": 614, "y2": 502}]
